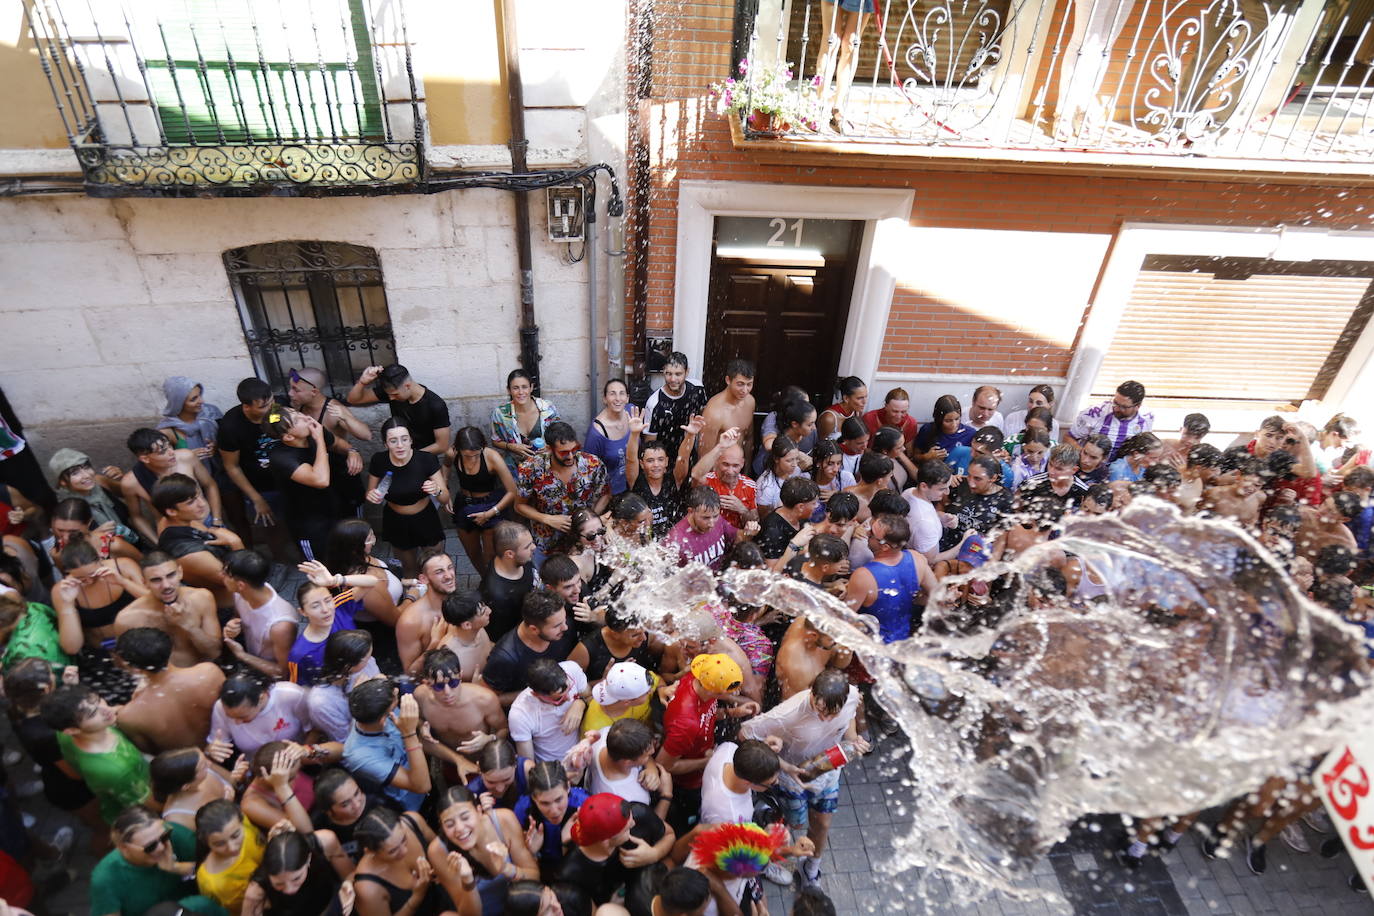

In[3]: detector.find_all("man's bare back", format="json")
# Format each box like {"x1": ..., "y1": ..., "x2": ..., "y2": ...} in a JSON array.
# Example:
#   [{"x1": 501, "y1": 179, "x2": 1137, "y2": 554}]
[
  {"x1": 117, "y1": 662, "x2": 225, "y2": 753},
  {"x1": 115, "y1": 587, "x2": 221, "y2": 667},
  {"x1": 776, "y1": 619, "x2": 848, "y2": 700},
  {"x1": 1200, "y1": 483, "x2": 1264, "y2": 529}
]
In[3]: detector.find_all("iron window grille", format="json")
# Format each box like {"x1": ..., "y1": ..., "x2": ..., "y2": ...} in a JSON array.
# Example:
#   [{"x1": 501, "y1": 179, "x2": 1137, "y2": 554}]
[
  {"x1": 226, "y1": 241, "x2": 397, "y2": 397},
  {"x1": 25, "y1": 0, "x2": 424, "y2": 195}
]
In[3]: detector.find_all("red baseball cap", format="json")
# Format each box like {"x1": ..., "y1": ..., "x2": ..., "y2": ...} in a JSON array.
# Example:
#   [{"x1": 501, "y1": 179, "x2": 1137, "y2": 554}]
[{"x1": 571, "y1": 793, "x2": 632, "y2": 846}]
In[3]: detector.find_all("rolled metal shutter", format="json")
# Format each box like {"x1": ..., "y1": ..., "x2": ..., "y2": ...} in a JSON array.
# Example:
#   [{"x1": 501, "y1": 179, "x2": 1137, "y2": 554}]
[{"x1": 1093, "y1": 255, "x2": 1374, "y2": 403}]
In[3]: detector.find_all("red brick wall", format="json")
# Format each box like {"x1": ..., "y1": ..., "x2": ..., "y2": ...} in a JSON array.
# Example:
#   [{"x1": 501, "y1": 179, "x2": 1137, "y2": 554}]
[{"x1": 626, "y1": 0, "x2": 1374, "y2": 377}]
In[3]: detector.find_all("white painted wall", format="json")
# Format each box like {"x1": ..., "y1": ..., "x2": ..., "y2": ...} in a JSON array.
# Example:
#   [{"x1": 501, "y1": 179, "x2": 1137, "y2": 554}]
[{"x1": 0, "y1": 190, "x2": 594, "y2": 470}]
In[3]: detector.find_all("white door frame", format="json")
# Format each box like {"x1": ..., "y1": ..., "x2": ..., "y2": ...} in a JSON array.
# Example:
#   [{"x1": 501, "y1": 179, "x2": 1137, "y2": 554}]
[
  {"x1": 1061, "y1": 222, "x2": 1374, "y2": 422},
  {"x1": 672, "y1": 180, "x2": 914, "y2": 389}
]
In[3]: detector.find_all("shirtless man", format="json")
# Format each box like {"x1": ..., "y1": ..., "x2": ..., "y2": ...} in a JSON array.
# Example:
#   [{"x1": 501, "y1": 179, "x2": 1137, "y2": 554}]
[
  {"x1": 120, "y1": 428, "x2": 223, "y2": 546},
  {"x1": 1294, "y1": 492, "x2": 1360, "y2": 562},
  {"x1": 1159, "y1": 413, "x2": 1211, "y2": 471},
  {"x1": 1199, "y1": 456, "x2": 1266, "y2": 529},
  {"x1": 414, "y1": 646, "x2": 508, "y2": 780},
  {"x1": 113, "y1": 626, "x2": 224, "y2": 753},
  {"x1": 113, "y1": 551, "x2": 223, "y2": 667},
  {"x1": 697, "y1": 359, "x2": 756, "y2": 458},
  {"x1": 776, "y1": 617, "x2": 853, "y2": 700},
  {"x1": 657, "y1": 621, "x2": 761, "y2": 704},
  {"x1": 395, "y1": 547, "x2": 460, "y2": 675},
  {"x1": 289, "y1": 367, "x2": 372, "y2": 447}
]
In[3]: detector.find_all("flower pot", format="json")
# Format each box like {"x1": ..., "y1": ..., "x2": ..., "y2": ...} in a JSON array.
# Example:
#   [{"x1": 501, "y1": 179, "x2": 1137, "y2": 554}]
[{"x1": 747, "y1": 110, "x2": 791, "y2": 136}]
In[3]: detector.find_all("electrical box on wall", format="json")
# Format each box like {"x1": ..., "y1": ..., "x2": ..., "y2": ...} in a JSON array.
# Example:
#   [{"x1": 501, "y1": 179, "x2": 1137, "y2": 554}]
[{"x1": 547, "y1": 186, "x2": 585, "y2": 243}]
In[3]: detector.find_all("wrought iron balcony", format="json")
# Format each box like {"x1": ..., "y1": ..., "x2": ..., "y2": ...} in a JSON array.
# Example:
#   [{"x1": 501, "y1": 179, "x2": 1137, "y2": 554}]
[
  {"x1": 730, "y1": 0, "x2": 1374, "y2": 170},
  {"x1": 24, "y1": 0, "x2": 424, "y2": 195}
]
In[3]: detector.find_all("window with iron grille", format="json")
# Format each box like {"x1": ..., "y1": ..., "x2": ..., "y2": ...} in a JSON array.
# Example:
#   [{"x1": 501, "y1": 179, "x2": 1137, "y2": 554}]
[{"x1": 226, "y1": 241, "x2": 397, "y2": 397}]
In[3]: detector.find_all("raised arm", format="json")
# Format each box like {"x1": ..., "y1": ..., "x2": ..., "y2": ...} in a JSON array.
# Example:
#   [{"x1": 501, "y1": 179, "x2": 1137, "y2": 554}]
[
  {"x1": 345, "y1": 366, "x2": 383, "y2": 406},
  {"x1": 675, "y1": 415, "x2": 705, "y2": 486}
]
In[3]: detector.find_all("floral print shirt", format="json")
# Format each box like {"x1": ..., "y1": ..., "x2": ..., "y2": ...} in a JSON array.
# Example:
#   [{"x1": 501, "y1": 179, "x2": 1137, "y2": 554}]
[
  {"x1": 490, "y1": 397, "x2": 561, "y2": 473},
  {"x1": 516, "y1": 451, "x2": 608, "y2": 551}
]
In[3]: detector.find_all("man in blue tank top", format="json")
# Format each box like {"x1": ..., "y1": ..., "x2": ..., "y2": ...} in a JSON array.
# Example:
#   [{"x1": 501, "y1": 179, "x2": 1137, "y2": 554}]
[{"x1": 844, "y1": 513, "x2": 937, "y2": 642}]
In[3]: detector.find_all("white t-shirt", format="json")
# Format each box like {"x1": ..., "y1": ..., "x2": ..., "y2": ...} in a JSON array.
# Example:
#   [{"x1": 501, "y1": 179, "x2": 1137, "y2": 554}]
[
  {"x1": 508, "y1": 661, "x2": 589, "y2": 762},
  {"x1": 585, "y1": 729, "x2": 651, "y2": 804},
  {"x1": 234, "y1": 586, "x2": 298, "y2": 660},
  {"x1": 740, "y1": 687, "x2": 859, "y2": 764},
  {"x1": 700, "y1": 742, "x2": 754, "y2": 825},
  {"x1": 902, "y1": 489, "x2": 943, "y2": 555},
  {"x1": 962, "y1": 409, "x2": 1006, "y2": 433},
  {"x1": 209, "y1": 682, "x2": 312, "y2": 755}
]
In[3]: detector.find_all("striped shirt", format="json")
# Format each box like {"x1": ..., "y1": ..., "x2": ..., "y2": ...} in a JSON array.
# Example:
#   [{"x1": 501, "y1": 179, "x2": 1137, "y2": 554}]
[{"x1": 1068, "y1": 400, "x2": 1154, "y2": 459}]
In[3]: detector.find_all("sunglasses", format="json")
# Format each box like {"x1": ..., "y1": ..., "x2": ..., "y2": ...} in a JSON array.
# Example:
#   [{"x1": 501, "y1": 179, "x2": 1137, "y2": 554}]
[
  {"x1": 431, "y1": 677, "x2": 462, "y2": 692},
  {"x1": 553, "y1": 447, "x2": 580, "y2": 459},
  {"x1": 288, "y1": 369, "x2": 318, "y2": 390},
  {"x1": 141, "y1": 827, "x2": 173, "y2": 855}
]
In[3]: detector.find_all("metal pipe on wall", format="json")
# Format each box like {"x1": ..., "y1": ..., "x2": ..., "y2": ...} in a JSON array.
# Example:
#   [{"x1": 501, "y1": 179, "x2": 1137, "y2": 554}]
[
  {"x1": 587, "y1": 184, "x2": 600, "y2": 421},
  {"x1": 500, "y1": 0, "x2": 541, "y2": 394}
]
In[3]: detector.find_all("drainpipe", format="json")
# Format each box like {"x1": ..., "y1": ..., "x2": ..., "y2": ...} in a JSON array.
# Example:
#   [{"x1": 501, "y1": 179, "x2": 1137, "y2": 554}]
[
  {"x1": 587, "y1": 184, "x2": 599, "y2": 421},
  {"x1": 500, "y1": 0, "x2": 540, "y2": 395},
  {"x1": 606, "y1": 201, "x2": 626, "y2": 382}
]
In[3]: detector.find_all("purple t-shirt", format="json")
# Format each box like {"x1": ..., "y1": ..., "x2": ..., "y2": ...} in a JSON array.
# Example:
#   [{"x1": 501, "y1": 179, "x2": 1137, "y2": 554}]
[{"x1": 667, "y1": 516, "x2": 737, "y2": 571}]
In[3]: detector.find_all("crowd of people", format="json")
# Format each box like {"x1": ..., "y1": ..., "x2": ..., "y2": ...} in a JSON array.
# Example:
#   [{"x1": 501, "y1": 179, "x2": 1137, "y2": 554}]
[{"x1": 0, "y1": 354, "x2": 1370, "y2": 916}]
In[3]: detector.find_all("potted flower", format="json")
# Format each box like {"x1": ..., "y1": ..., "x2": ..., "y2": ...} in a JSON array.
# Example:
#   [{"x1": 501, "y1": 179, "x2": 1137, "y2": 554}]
[{"x1": 711, "y1": 57, "x2": 821, "y2": 136}]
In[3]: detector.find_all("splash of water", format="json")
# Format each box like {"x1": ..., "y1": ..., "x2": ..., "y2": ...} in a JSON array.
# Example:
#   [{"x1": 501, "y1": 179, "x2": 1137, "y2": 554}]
[{"x1": 595, "y1": 499, "x2": 1372, "y2": 905}]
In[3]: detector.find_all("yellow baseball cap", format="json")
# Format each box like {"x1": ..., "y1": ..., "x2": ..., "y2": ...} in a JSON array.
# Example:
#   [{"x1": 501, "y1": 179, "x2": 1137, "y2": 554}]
[{"x1": 691, "y1": 653, "x2": 744, "y2": 694}]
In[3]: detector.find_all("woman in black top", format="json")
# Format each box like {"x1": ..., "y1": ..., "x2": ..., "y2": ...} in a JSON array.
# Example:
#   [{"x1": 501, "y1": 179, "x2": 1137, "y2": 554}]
[
  {"x1": 353, "y1": 807, "x2": 442, "y2": 916},
  {"x1": 366, "y1": 419, "x2": 448, "y2": 578},
  {"x1": 447, "y1": 426, "x2": 516, "y2": 578},
  {"x1": 263, "y1": 407, "x2": 342, "y2": 563},
  {"x1": 50, "y1": 539, "x2": 145, "y2": 704},
  {"x1": 244, "y1": 829, "x2": 350, "y2": 916}
]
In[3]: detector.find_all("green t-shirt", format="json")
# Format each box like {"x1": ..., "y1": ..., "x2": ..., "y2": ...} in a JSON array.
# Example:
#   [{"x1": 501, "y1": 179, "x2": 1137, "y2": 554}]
[
  {"x1": 56, "y1": 727, "x2": 150, "y2": 823},
  {"x1": 1, "y1": 601, "x2": 71, "y2": 671},
  {"x1": 87, "y1": 823, "x2": 229, "y2": 916}
]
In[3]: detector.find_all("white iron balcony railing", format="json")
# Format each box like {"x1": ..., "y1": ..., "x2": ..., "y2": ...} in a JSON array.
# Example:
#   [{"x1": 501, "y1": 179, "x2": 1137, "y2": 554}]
[
  {"x1": 25, "y1": 0, "x2": 424, "y2": 194},
  {"x1": 733, "y1": 0, "x2": 1374, "y2": 164}
]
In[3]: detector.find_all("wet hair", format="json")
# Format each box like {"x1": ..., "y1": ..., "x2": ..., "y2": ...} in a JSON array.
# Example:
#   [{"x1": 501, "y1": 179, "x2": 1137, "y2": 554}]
[
  {"x1": 823, "y1": 490, "x2": 859, "y2": 523},
  {"x1": 1259, "y1": 415, "x2": 1288, "y2": 435},
  {"x1": 355, "y1": 806, "x2": 404, "y2": 851},
  {"x1": 540, "y1": 554, "x2": 579, "y2": 589},
  {"x1": 605, "y1": 605, "x2": 641, "y2": 632},
  {"x1": 378, "y1": 365, "x2": 411, "y2": 390},
  {"x1": 1116, "y1": 380, "x2": 1145, "y2": 405},
  {"x1": 969, "y1": 455, "x2": 1002, "y2": 480},
  {"x1": 1316, "y1": 544, "x2": 1357, "y2": 578},
  {"x1": 1187, "y1": 443, "x2": 1223, "y2": 469},
  {"x1": 1324, "y1": 414, "x2": 1361, "y2": 439},
  {"x1": 611, "y1": 492, "x2": 650, "y2": 522},
  {"x1": 874, "y1": 513, "x2": 911, "y2": 548},
  {"x1": 260, "y1": 831, "x2": 313, "y2": 877},
  {"x1": 684, "y1": 486, "x2": 721, "y2": 512},
  {"x1": 319, "y1": 630, "x2": 373, "y2": 685},
  {"x1": 236, "y1": 378, "x2": 273, "y2": 405},
  {"x1": 916, "y1": 458, "x2": 952, "y2": 489},
  {"x1": 837, "y1": 376, "x2": 865, "y2": 399},
  {"x1": 657, "y1": 868, "x2": 712, "y2": 915},
  {"x1": 856, "y1": 451, "x2": 893, "y2": 484},
  {"x1": 1182, "y1": 413, "x2": 1211, "y2": 437},
  {"x1": 1263, "y1": 450, "x2": 1296, "y2": 481},
  {"x1": 792, "y1": 885, "x2": 838, "y2": 916},
  {"x1": 812, "y1": 668, "x2": 850, "y2": 713},
  {"x1": 417, "y1": 547, "x2": 451, "y2": 579},
  {"x1": 872, "y1": 426, "x2": 904, "y2": 454},
  {"x1": 313, "y1": 768, "x2": 359, "y2": 814},
  {"x1": 528, "y1": 760, "x2": 570, "y2": 795},
  {"x1": 151, "y1": 748, "x2": 202, "y2": 801},
  {"x1": 115, "y1": 627, "x2": 172, "y2": 672},
  {"x1": 732, "y1": 740, "x2": 780, "y2": 785},
  {"x1": 806, "y1": 533, "x2": 847, "y2": 565},
  {"x1": 724, "y1": 358, "x2": 755, "y2": 379},
  {"x1": 2, "y1": 657, "x2": 53, "y2": 713},
  {"x1": 605, "y1": 718, "x2": 654, "y2": 761},
  {"x1": 478, "y1": 740, "x2": 516, "y2": 775},
  {"x1": 1265, "y1": 504, "x2": 1302, "y2": 531},
  {"x1": 454, "y1": 426, "x2": 489, "y2": 452},
  {"x1": 972, "y1": 427, "x2": 1005, "y2": 450},
  {"x1": 326, "y1": 518, "x2": 377, "y2": 576},
  {"x1": 58, "y1": 538, "x2": 101, "y2": 572},
  {"x1": 1023, "y1": 406, "x2": 1054, "y2": 430},
  {"x1": 223, "y1": 549, "x2": 270, "y2": 588},
  {"x1": 780, "y1": 398, "x2": 816, "y2": 431},
  {"x1": 809, "y1": 439, "x2": 841, "y2": 471},
  {"x1": 507, "y1": 369, "x2": 533, "y2": 389},
  {"x1": 1332, "y1": 490, "x2": 1362, "y2": 521},
  {"x1": 639, "y1": 439, "x2": 669, "y2": 460},
  {"x1": 766, "y1": 435, "x2": 800, "y2": 471},
  {"x1": 347, "y1": 677, "x2": 397, "y2": 723},
  {"x1": 545, "y1": 421, "x2": 577, "y2": 447},
  {"x1": 53, "y1": 497, "x2": 94, "y2": 527},
  {"x1": 421, "y1": 647, "x2": 461, "y2": 683},
  {"x1": 40, "y1": 683, "x2": 99, "y2": 731},
  {"x1": 779, "y1": 476, "x2": 821, "y2": 509},
  {"x1": 1028, "y1": 384, "x2": 1056, "y2": 405},
  {"x1": 195, "y1": 798, "x2": 241, "y2": 851},
  {"x1": 839, "y1": 416, "x2": 867, "y2": 442},
  {"x1": 526, "y1": 658, "x2": 570, "y2": 696},
  {"x1": 725, "y1": 541, "x2": 765, "y2": 570},
  {"x1": 1344, "y1": 466, "x2": 1374, "y2": 490},
  {"x1": 522, "y1": 588, "x2": 565, "y2": 627},
  {"x1": 127, "y1": 427, "x2": 170, "y2": 456},
  {"x1": 867, "y1": 488, "x2": 909, "y2": 517},
  {"x1": 150, "y1": 473, "x2": 201, "y2": 517},
  {"x1": 140, "y1": 549, "x2": 178, "y2": 571},
  {"x1": 1142, "y1": 465, "x2": 1181, "y2": 490},
  {"x1": 442, "y1": 591, "x2": 485, "y2": 627},
  {"x1": 1084, "y1": 483, "x2": 1114, "y2": 510},
  {"x1": 664, "y1": 352, "x2": 689, "y2": 371},
  {"x1": 1118, "y1": 432, "x2": 1161, "y2": 457},
  {"x1": 931, "y1": 394, "x2": 962, "y2": 423},
  {"x1": 1081, "y1": 434, "x2": 1113, "y2": 457},
  {"x1": 493, "y1": 521, "x2": 528, "y2": 556},
  {"x1": 1020, "y1": 429, "x2": 1052, "y2": 450},
  {"x1": 220, "y1": 674, "x2": 268, "y2": 711},
  {"x1": 1312, "y1": 577, "x2": 1354, "y2": 613}
]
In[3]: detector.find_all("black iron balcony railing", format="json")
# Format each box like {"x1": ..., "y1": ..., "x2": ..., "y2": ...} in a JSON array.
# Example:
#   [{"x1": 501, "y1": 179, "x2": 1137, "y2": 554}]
[
  {"x1": 733, "y1": 0, "x2": 1374, "y2": 165},
  {"x1": 24, "y1": 0, "x2": 424, "y2": 195}
]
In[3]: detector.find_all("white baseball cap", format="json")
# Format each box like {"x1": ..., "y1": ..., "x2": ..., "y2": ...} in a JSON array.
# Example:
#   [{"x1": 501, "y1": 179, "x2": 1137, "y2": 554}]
[{"x1": 592, "y1": 661, "x2": 652, "y2": 706}]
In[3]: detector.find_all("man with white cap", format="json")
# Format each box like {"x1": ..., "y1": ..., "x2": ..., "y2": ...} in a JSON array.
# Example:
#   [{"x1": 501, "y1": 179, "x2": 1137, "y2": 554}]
[{"x1": 582, "y1": 660, "x2": 658, "y2": 732}]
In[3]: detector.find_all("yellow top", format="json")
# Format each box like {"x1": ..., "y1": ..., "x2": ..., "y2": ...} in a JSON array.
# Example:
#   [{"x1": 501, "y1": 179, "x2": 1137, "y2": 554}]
[
  {"x1": 582, "y1": 672, "x2": 661, "y2": 732},
  {"x1": 195, "y1": 818, "x2": 265, "y2": 915}
]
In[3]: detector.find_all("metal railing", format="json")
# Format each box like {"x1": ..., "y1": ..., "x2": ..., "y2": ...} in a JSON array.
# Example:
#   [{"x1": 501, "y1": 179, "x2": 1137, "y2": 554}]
[
  {"x1": 735, "y1": 0, "x2": 1374, "y2": 163},
  {"x1": 24, "y1": 0, "x2": 424, "y2": 194}
]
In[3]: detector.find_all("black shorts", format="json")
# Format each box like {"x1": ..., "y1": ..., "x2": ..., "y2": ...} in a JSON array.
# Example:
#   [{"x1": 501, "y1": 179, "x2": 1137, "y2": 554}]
[{"x1": 382, "y1": 501, "x2": 445, "y2": 550}]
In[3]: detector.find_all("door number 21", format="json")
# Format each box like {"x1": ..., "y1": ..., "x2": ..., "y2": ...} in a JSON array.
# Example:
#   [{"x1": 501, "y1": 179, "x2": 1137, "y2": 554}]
[{"x1": 767, "y1": 218, "x2": 804, "y2": 247}]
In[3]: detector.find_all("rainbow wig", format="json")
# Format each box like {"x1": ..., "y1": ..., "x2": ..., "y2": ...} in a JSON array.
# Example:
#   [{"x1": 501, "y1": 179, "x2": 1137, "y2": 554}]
[{"x1": 691, "y1": 822, "x2": 788, "y2": 877}]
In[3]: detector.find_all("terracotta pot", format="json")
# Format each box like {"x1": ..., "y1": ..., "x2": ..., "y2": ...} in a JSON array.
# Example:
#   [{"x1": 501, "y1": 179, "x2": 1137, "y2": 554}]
[{"x1": 747, "y1": 110, "x2": 791, "y2": 135}]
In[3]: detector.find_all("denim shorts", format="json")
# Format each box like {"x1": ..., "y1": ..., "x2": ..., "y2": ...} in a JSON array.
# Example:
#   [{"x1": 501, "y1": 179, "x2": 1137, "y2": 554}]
[
  {"x1": 776, "y1": 768, "x2": 842, "y2": 827},
  {"x1": 821, "y1": 0, "x2": 875, "y2": 14}
]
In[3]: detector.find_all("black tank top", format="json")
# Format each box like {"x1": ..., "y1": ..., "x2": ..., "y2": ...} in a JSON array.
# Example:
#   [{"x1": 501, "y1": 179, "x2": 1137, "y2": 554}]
[
  {"x1": 355, "y1": 815, "x2": 437, "y2": 915},
  {"x1": 578, "y1": 628, "x2": 658, "y2": 682},
  {"x1": 79, "y1": 579, "x2": 136, "y2": 629},
  {"x1": 133, "y1": 462, "x2": 159, "y2": 496},
  {"x1": 480, "y1": 562, "x2": 536, "y2": 643},
  {"x1": 456, "y1": 450, "x2": 500, "y2": 496}
]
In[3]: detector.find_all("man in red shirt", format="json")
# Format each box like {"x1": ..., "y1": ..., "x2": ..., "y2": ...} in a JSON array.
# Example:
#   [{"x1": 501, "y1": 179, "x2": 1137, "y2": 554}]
[
  {"x1": 656, "y1": 653, "x2": 757, "y2": 834},
  {"x1": 862, "y1": 388, "x2": 919, "y2": 448},
  {"x1": 689, "y1": 427, "x2": 758, "y2": 529}
]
